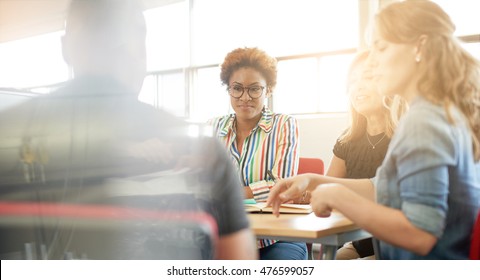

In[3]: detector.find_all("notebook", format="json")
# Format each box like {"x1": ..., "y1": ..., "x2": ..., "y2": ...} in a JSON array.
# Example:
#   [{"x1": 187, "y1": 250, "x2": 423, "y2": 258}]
[{"x1": 244, "y1": 201, "x2": 312, "y2": 214}]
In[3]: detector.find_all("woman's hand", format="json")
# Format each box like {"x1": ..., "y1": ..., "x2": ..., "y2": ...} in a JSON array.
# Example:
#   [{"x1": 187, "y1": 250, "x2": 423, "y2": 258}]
[
  {"x1": 266, "y1": 174, "x2": 312, "y2": 216},
  {"x1": 244, "y1": 186, "x2": 254, "y2": 199},
  {"x1": 290, "y1": 190, "x2": 311, "y2": 204},
  {"x1": 309, "y1": 183, "x2": 343, "y2": 217}
]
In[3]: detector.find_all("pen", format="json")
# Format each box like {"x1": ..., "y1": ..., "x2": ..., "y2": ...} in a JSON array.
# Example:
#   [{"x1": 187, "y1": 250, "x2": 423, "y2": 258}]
[{"x1": 266, "y1": 170, "x2": 277, "y2": 183}]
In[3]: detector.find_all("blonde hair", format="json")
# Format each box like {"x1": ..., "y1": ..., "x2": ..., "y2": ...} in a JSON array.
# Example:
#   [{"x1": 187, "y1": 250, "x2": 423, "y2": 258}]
[
  {"x1": 340, "y1": 50, "x2": 408, "y2": 143},
  {"x1": 376, "y1": 0, "x2": 480, "y2": 160}
]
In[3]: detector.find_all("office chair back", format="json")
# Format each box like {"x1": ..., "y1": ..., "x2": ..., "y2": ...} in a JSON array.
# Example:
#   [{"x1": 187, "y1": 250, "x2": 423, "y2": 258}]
[
  {"x1": 297, "y1": 157, "x2": 324, "y2": 260},
  {"x1": 0, "y1": 201, "x2": 218, "y2": 259},
  {"x1": 298, "y1": 157, "x2": 324, "y2": 175},
  {"x1": 470, "y1": 210, "x2": 480, "y2": 260}
]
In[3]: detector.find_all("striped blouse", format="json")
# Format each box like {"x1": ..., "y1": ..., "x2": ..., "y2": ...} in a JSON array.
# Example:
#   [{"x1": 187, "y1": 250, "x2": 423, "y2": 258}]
[{"x1": 209, "y1": 108, "x2": 300, "y2": 248}]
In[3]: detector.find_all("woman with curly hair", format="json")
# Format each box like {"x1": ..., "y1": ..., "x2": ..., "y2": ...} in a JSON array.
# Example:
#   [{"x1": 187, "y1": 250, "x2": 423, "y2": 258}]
[
  {"x1": 268, "y1": 1, "x2": 480, "y2": 259},
  {"x1": 209, "y1": 47, "x2": 306, "y2": 260}
]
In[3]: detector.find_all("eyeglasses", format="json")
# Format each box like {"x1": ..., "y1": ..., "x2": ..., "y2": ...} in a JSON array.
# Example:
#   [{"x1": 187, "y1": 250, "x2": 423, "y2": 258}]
[{"x1": 227, "y1": 84, "x2": 265, "y2": 99}]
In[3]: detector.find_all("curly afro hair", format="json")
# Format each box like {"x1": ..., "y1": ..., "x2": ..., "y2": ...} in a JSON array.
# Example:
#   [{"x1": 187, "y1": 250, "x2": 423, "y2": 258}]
[{"x1": 220, "y1": 47, "x2": 277, "y2": 90}]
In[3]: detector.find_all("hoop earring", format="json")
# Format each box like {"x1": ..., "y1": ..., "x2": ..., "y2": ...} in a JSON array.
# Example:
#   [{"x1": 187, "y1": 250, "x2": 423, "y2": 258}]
[{"x1": 382, "y1": 95, "x2": 393, "y2": 109}]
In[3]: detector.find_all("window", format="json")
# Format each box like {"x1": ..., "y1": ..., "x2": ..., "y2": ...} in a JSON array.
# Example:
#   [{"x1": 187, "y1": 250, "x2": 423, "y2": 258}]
[
  {"x1": 0, "y1": 31, "x2": 68, "y2": 88},
  {"x1": 139, "y1": 71, "x2": 186, "y2": 117},
  {"x1": 189, "y1": 0, "x2": 359, "y2": 119},
  {"x1": 433, "y1": 0, "x2": 479, "y2": 37},
  {"x1": 144, "y1": 1, "x2": 189, "y2": 71},
  {"x1": 275, "y1": 58, "x2": 319, "y2": 114},
  {"x1": 273, "y1": 53, "x2": 355, "y2": 114},
  {"x1": 317, "y1": 54, "x2": 355, "y2": 112},
  {"x1": 191, "y1": 67, "x2": 231, "y2": 121},
  {"x1": 192, "y1": 0, "x2": 358, "y2": 65},
  {"x1": 138, "y1": 75, "x2": 158, "y2": 107},
  {"x1": 6, "y1": 1, "x2": 478, "y2": 121},
  {"x1": 463, "y1": 43, "x2": 480, "y2": 60},
  {"x1": 159, "y1": 72, "x2": 186, "y2": 117},
  {"x1": 433, "y1": 0, "x2": 480, "y2": 59},
  {"x1": 0, "y1": 0, "x2": 360, "y2": 119}
]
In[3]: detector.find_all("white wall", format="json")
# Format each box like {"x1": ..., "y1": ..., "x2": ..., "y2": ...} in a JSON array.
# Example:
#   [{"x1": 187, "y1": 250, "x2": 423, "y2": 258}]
[{"x1": 296, "y1": 113, "x2": 349, "y2": 171}]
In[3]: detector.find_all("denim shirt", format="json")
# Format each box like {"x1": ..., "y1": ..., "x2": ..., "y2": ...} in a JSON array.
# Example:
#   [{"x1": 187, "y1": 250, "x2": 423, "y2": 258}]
[{"x1": 374, "y1": 96, "x2": 480, "y2": 259}]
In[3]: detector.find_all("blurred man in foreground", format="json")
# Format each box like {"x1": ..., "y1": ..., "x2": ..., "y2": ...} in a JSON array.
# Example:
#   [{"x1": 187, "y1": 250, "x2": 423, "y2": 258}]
[{"x1": 0, "y1": 0, "x2": 256, "y2": 260}]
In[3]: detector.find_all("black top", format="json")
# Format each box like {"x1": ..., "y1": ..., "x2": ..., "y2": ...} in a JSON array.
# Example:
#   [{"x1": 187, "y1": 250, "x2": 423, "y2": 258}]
[
  {"x1": 0, "y1": 77, "x2": 249, "y2": 259},
  {"x1": 333, "y1": 131, "x2": 390, "y2": 179},
  {"x1": 333, "y1": 131, "x2": 390, "y2": 257}
]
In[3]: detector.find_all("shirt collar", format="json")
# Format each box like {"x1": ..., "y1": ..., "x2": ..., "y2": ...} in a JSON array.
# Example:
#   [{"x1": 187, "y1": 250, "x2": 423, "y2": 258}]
[{"x1": 217, "y1": 107, "x2": 274, "y2": 137}]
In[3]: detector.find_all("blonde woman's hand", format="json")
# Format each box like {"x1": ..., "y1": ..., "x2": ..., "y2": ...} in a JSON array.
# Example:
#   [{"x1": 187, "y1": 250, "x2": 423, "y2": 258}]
[
  {"x1": 310, "y1": 183, "x2": 348, "y2": 217},
  {"x1": 266, "y1": 174, "x2": 311, "y2": 216}
]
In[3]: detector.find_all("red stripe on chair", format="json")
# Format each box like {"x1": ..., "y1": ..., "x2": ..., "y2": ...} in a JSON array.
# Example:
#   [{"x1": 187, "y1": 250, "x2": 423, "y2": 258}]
[
  {"x1": 0, "y1": 201, "x2": 218, "y2": 238},
  {"x1": 470, "y1": 210, "x2": 480, "y2": 260}
]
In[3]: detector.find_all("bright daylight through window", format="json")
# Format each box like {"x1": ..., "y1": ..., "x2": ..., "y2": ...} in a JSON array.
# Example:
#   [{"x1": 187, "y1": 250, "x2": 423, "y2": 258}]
[{"x1": 0, "y1": 0, "x2": 478, "y2": 121}]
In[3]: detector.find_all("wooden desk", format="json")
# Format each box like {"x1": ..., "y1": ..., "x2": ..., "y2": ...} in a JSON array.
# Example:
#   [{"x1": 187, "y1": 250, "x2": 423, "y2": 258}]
[{"x1": 248, "y1": 212, "x2": 371, "y2": 260}]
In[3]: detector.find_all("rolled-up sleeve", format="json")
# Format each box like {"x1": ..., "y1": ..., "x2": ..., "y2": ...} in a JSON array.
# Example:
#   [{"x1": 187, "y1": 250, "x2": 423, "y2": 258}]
[
  {"x1": 400, "y1": 166, "x2": 449, "y2": 237},
  {"x1": 393, "y1": 107, "x2": 456, "y2": 238}
]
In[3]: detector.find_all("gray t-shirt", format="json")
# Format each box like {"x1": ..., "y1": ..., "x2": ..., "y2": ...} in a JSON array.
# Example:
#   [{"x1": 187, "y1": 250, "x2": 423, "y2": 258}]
[{"x1": 0, "y1": 77, "x2": 249, "y2": 259}]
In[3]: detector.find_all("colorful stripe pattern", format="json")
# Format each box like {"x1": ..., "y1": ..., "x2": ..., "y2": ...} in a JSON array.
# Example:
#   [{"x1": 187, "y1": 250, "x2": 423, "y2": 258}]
[{"x1": 209, "y1": 108, "x2": 300, "y2": 248}]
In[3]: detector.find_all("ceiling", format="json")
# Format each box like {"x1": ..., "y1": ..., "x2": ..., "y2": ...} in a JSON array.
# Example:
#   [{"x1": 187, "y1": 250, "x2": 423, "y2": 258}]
[
  {"x1": 0, "y1": 0, "x2": 69, "y2": 43},
  {"x1": 0, "y1": 0, "x2": 179, "y2": 43}
]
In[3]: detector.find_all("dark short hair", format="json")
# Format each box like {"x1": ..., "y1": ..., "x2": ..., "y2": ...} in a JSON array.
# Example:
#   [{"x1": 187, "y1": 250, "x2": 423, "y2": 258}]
[{"x1": 65, "y1": 0, "x2": 145, "y2": 48}]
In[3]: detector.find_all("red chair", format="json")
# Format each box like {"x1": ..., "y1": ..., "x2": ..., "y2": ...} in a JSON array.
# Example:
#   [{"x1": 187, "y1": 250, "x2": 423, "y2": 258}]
[
  {"x1": 298, "y1": 157, "x2": 324, "y2": 175},
  {"x1": 470, "y1": 210, "x2": 480, "y2": 260},
  {"x1": 0, "y1": 201, "x2": 218, "y2": 259},
  {"x1": 297, "y1": 157, "x2": 324, "y2": 260}
]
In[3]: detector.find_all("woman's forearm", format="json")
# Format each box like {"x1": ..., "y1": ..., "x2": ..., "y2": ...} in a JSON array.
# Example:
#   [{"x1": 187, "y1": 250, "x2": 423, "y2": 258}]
[
  {"x1": 306, "y1": 174, "x2": 375, "y2": 201},
  {"x1": 330, "y1": 187, "x2": 437, "y2": 255}
]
